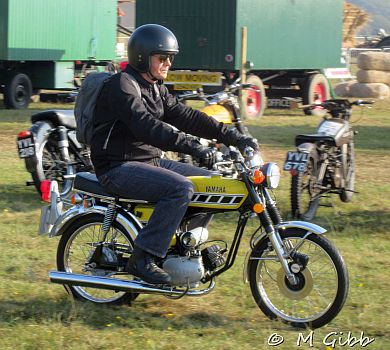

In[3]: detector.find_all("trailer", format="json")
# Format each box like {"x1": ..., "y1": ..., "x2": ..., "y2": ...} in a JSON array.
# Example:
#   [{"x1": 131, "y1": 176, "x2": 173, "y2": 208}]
[
  {"x1": 136, "y1": 0, "x2": 345, "y2": 118},
  {"x1": 0, "y1": 0, "x2": 117, "y2": 109}
]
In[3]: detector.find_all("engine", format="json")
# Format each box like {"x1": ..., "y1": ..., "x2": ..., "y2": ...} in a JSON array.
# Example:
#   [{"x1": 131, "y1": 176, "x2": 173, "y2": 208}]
[{"x1": 163, "y1": 227, "x2": 227, "y2": 286}]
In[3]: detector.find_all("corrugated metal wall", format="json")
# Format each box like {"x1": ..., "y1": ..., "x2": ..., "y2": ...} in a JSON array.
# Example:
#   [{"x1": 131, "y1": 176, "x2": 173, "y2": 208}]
[{"x1": 0, "y1": 0, "x2": 117, "y2": 61}]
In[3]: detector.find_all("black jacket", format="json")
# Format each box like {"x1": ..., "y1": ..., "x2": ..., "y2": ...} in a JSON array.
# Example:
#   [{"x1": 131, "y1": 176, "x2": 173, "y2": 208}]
[{"x1": 91, "y1": 66, "x2": 237, "y2": 177}]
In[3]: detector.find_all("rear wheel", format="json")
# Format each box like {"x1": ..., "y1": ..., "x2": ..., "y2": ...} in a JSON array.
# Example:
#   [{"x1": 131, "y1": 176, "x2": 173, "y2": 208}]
[
  {"x1": 30, "y1": 131, "x2": 75, "y2": 197},
  {"x1": 3, "y1": 73, "x2": 32, "y2": 109},
  {"x1": 240, "y1": 74, "x2": 266, "y2": 119},
  {"x1": 291, "y1": 148, "x2": 321, "y2": 220},
  {"x1": 248, "y1": 229, "x2": 349, "y2": 328},
  {"x1": 57, "y1": 213, "x2": 139, "y2": 305}
]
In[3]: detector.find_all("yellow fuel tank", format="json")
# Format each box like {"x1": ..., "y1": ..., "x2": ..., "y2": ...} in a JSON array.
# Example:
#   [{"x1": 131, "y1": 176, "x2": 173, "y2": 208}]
[
  {"x1": 133, "y1": 175, "x2": 248, "y2": 222},
  {"x1": 188, "y1": 175, "x2": 248, "y2": 209},
  {"x1": 201, "y1": 104, "x2": 233, "y2": 124}
]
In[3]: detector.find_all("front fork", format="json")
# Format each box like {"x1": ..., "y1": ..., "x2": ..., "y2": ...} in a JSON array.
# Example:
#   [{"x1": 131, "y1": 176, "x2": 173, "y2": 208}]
[{"x1": 259, "y1": 188, "x2": 299, "y2": 285}]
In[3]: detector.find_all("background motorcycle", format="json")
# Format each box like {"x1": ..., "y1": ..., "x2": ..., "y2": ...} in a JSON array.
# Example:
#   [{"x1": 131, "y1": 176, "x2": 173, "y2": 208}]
[
  {"x1": 283, "y1": 99, "x2": 373, "y2": 220},
  {"x1": 40, "y1": 146, "x2": 348, "y2": 329},
  {"x1": 16, "y1": 109, "x2": 93, "y2": 198},
  {"x1": 168, "y1": 80, "x2": 253, "y2": 170}
]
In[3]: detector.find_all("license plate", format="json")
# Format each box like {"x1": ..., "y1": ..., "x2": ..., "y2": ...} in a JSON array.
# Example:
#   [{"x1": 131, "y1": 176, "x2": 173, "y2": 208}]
[
  {"x1": 283, "y1": 151, "x2": 309, "y2": 172},
  {"x1": 17, "y1": 135, "x2": 35, "y2": 158}
]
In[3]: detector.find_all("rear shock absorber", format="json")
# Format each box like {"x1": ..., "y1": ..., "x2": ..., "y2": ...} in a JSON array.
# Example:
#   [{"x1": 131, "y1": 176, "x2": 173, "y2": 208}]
[
  {"x1": 56, "y1": 126, "x2": 71, "y2": 162},
  {"x1": 101, "y1": 204, "x2": 117, "y2": 239}
]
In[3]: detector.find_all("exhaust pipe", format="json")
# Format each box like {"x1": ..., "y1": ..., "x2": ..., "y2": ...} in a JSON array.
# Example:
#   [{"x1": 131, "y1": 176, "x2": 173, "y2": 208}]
[{"x1": 49, "y1": 271, "x2": 215, "y2": 296}]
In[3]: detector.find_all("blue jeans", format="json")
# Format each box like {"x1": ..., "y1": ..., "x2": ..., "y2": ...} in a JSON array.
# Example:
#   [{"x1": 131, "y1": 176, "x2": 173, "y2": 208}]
[{"x1": 98, "y1": 158, "x2": 211, "y2": 258}]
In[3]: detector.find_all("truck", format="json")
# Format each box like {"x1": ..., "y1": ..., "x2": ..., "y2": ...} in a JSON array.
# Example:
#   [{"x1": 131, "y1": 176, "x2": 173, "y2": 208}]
[
  {"x1": 0, "y1": 0, "x2": 118, "y2": 109},
  {"x1": 136, "y1": 0, "x2": 345, "y2": 118}
]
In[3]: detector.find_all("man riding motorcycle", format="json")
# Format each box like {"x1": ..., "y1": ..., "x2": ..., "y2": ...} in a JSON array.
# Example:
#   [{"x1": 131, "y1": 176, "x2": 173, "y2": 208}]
[{"x1": 91, "y1": 24, "x2": 257, "y2": 284}]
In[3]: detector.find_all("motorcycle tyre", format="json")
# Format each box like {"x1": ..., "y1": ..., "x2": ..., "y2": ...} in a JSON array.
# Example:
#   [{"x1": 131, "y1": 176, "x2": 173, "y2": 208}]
[
  {"x1": 248, "y1": 229, "x2": 349, "y2": 329},
  {"x1": 30, "y1": 128, "x2": 75, "y2": 198},
  {"x1": 57, "y1": 213, "x2": 139, "y2": 305},
  {"x1": 290, "y1": 148, "x2": 320, "y2": 221},
  {"x1": 340, "y1": 142, "x2": 355, "y2": 203}
]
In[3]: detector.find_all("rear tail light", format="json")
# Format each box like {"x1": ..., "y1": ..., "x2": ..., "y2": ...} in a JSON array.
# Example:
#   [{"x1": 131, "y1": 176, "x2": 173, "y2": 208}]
[
  {"x1": 17, "y1": 130, "x2": 32, "y2": 139},
  {"x1": 40, "y1": 180, "x2": 51, "y2": 202}
]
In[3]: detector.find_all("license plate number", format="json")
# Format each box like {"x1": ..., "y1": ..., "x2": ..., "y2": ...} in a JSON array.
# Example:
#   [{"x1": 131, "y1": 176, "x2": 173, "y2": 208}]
[
  {"x1": 283, "y1": 151, "x2": 309, "y2": 172},
  {"x1": 17, "y1": 136, "x2": 35, "y2": 158}
]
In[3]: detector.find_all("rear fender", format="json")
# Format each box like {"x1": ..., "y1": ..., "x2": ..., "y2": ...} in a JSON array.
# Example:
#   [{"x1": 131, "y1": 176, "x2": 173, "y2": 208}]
[
  {"x1": 243, "y1": 220, "x2": 326, "y2": 283},
  {"x1": 296, "y1": 142, "x2": 316, "y2": 153},
  {"x1": 48, "y1": 204, "x2": 142, "y2": 242}
]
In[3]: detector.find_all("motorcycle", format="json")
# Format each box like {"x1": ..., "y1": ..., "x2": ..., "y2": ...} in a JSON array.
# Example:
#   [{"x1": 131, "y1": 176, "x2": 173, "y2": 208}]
[
  {"x1": 39, "y1": 146, "x2": 349, "y2": 329},
  {"x1": 283, "y1": 99, "x2": 373, "y2": 220},
  {"x1": 168, "y1": 81, "x2": 252, "y2": 171},
  {"x1": 16, "y1": 109, "x2": 93, "y2": 198}
]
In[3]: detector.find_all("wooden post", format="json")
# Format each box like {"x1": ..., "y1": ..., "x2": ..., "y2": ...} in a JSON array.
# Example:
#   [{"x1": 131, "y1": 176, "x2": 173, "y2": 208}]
[{"x1": 240, "y1": 26, "x2": 248, "y2": 83}]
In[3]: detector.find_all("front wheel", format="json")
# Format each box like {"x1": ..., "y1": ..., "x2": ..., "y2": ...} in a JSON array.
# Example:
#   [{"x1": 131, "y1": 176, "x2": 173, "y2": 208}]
[
  {"x1": 240, "y1": 74, "x2": 266, "y2": 119},
  {"x1": 57, "y1": 213, "x2": 139, "y2": 305},
  {"x1": 291, "y1": 148, "x2": 321, "y2": 220},
  {"x1": 248, "y1": 229, "x2": 349, "y2": 328}
]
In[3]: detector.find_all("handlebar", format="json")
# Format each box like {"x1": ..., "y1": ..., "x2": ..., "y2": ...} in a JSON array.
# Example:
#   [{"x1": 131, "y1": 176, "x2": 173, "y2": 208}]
[
  {"x1": 178, "y1": 80, "x2": 259, "y2": 104},
  {"x1": 306, "y1": 99, "x2": 374, "y2": 111}
]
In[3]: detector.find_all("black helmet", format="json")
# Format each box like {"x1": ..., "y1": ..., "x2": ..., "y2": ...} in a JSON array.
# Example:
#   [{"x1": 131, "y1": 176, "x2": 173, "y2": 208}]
[{"x1": 127, "y1": 24, "x2": 179, "y2": 73}]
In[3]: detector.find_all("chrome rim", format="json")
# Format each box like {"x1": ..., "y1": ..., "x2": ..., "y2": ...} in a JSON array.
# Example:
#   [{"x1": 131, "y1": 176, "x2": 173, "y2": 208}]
[
  {"x1": 63, "y1": 222, "x2": 133, "y2": 303},
  {"x1": 255, "y1": 237, "x2": 338, "y2": 323}
]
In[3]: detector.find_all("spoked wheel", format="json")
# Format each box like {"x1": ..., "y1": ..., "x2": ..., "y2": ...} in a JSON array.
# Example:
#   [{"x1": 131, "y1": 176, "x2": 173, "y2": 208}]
[
  {"x1": 248, "y1": 229, "x2": 349, "y2": 329},
  {"x1": 57, "y1": 214, "x2": 139, "y2": 305},
  {"x1": 30, "y1": 132, "x2": 75, "y2": 198},
  {"x1": 291, "y1": 149, "x2": 321, "y2": 220},
  {"x1": 340, "y1": 142, "x2": 355, "y2": 203}
]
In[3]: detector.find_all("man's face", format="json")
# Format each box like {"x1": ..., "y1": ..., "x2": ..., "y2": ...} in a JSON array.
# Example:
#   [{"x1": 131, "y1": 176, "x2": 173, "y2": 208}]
[{"x1": 149, "y1": 54, "x2": 174, "y2": 80}]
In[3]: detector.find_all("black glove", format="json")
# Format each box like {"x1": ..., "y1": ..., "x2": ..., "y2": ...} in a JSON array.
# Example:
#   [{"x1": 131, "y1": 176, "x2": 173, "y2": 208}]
[
  {"x1": 192, "y1": 145, "x2": 217, "y2": 169},
  {"x1": 236, "y1": 136, "x2": 259, "y2": 153}
]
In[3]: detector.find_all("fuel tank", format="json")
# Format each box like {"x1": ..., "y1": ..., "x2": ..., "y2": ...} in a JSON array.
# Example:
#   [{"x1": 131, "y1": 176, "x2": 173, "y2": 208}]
[
  {"x1": 318, "y1": 118, "x2": 352, "y2": 146},
  {"x1": 133, "y1": 174, "x2": 248, "y2": 222},
  {"x1": 201, "y1": 104, "x2": 233, "y2": 124}
]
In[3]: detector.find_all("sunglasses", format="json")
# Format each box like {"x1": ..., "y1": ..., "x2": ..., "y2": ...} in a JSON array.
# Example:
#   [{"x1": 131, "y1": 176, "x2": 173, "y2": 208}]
[{"x1": 156, "y1": 54, "x2": 175, "y2": 63}]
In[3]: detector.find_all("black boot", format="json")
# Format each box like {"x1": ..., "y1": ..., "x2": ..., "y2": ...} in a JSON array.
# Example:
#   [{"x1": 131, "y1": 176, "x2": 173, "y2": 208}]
[{"x1": 126, "y1": 246, "x2": 171, "y2": 285}]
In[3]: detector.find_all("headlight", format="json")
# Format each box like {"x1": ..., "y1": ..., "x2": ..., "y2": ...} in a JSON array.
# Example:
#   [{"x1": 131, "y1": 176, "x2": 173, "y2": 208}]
[{"x1": 261, "y1": 162, "x2": 280, "y2": 189}]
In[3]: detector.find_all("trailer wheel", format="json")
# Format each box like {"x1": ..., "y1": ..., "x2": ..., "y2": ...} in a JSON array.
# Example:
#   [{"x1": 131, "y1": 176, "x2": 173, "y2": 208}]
[
  {"x1": 302, "y1": 74, "x2": 330, "y2": 115},
  {"x1": 240, "y1": 74, "x2": 266, "y2": 119},
  {"x1": 4, "y1": 73, "x2": 32, "y2": 109}
]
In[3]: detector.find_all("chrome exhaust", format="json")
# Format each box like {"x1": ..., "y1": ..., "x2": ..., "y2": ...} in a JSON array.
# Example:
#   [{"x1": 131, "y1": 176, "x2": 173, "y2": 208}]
[{"x1": 49, "y1": 271, "x2": 215, "y2": 296}]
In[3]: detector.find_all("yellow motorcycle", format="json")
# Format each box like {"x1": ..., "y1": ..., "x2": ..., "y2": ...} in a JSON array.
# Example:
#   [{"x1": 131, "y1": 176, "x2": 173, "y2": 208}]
[{"x1": 40, "y1": 146, "x2": 348, "y2": 329}]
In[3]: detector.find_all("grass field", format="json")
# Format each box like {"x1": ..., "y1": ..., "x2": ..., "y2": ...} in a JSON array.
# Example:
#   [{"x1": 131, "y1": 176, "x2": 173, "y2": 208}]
[{"x1": 0, "y1": 97, "x2": 389, "y2": 350}]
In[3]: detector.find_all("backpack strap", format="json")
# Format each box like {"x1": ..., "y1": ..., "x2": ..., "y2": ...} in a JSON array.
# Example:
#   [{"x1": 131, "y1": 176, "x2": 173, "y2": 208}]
[{"x1": 101, "y1": 71, "x2": 142, "y2": 150}]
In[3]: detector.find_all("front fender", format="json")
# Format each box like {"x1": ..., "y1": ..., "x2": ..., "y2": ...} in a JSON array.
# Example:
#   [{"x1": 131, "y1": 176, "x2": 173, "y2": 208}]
[
  {"x1": 49, "y1": 204, "x2": 143, "y2": 242},
  {"x1": 243, "y1": 220, "x2": 327, "y2": 283}
]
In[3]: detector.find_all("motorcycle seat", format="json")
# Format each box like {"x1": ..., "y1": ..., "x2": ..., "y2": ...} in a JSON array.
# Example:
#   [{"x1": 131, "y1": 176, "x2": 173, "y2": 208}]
[
  {"x1": 295, "y1": 134, "x2": 336, "y2": 147},
  {"x1": 31, "y1": 109, "x2": 76, "y2": 129},
  {"x1": 73, "y1": 172, "x2": 150, "y2": 203}
]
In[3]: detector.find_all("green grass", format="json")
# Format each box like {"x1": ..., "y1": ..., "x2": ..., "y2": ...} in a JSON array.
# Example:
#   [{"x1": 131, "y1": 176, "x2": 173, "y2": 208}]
[{"x1": 1, "y1": 98, "x2": 390, "y2": 349}]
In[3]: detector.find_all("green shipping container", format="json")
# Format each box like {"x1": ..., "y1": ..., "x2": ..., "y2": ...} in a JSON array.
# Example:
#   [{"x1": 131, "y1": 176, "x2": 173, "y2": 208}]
[
  {"x1": 136, "y1": 0, "x2": 344, "y2": 71},
  {"x1": 0, "y1": 0, "x2": 117, "y2": 61}
]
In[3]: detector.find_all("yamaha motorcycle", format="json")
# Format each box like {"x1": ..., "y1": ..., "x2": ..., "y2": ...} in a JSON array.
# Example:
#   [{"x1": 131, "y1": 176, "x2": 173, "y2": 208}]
[
  {"x1": 39, "y1": 146, "x2": 349, "y2": 329},
  {"x1": 16, "y1": 109, "x2": 93, "y2": 198},
  {"x1": 283, "y1": 99, "x2": 373, "y2": 220}
]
